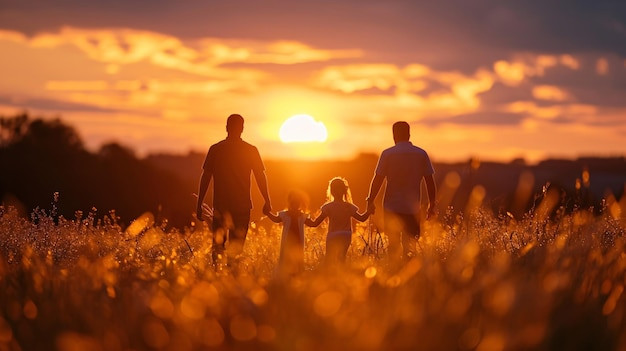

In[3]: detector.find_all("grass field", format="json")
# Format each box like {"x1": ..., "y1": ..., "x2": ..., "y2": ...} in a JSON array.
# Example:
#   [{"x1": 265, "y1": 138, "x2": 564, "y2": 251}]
[{"x1": 1, "y1": 192, "x2": 626, "y2": 351}]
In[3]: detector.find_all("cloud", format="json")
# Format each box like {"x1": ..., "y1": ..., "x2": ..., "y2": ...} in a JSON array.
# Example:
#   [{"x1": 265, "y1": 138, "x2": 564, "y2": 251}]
[
  {"x1": 523, "y1": 54, "x2": 626, "y2": 108},
  {"x1": 314, "y1": 54, "x2": 585, "y2": 106},
  {"x1": 45, "y1": 81, "x2": 110, "y2": 91},
  {"x1": 0, "y1": 5, "x2": 624, "y2": 161},
  {"x1": 479, "y1": 54, "x2": 626, "y2": 108},
  {"x1": 2, "y1": 1, "x2": 624, "y2": 64},
  {"x1": 7, "y1": 26, "x2": 618, "y2": 135},
  {"x1": 477, "y1": 82, "x2": 535, "y2": 105},
  {"x1": 596, "y1": 58, "x2": 610, "y2": 75},
  {"x1": 0, "y1": 94, "x2": 121, "y2": 113},
  {"x1": 506, "y1": 101, "x2": 598, "y2": 121},
  {"x1": 203, "y1": 40, "x2": 362, "y2": 65},
  {"x1": 0, "y1": 26, "x2": 367, "y2": 120},
  {"x1": 0, "y1": 29, "x2": 26, "y2": 42},
  {"x1": 421, "y1": 112, "x2": 527, "y2": 126},
  {"x1": 400, "y1": 1, "x2": 626, "y2": 57},
  {"x1": 314, "y1": 64, "x2": 400, "y2": 93},
  {"x1": 313, "y1": 63, "x2": 495, "y2": 112},
  {"x1": 313, "y1": 51, "x2": 626, "y2": 129},
  {"x1": 0, "y1": 27, "x2": 362, "y2": 80},
  {"x1": 531, "y1": 85, "x2": 571, "y2": 102},
  {"x1": 493, "y1": 54, "x2": 580, "y2": 86},
  {"x1": 0, "y1": 0, "x2": 623, "y2": 115},
  {"x1": 43, "y1": 79, "x2": 257, "y2": 95},
  {"x1": 36, "y1": 80, "x2": 267, "y2": 118}
]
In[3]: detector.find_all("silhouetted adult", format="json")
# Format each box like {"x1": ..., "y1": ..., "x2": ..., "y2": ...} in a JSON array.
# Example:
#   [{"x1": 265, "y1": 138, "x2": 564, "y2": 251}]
[
  {"x1": 196, "y1": 114, "x2": 272, "y2": 265},
  {"x1": 366, "y1": 121, "x2": 436, "y2": 265}
]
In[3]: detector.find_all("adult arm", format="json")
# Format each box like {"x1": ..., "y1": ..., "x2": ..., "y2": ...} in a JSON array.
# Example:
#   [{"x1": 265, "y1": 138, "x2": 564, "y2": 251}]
[
  {"x1": 196, "y1": 170, "x2": 212, "y2": 221},
  {"x1": 424, "y1": 174, "x2": 437, "y2": 219},
  {"x1": 366, "y1": 173, "x2": 385, "y2": 213},
  {"x1": 264, "y1": 210, "x2": 282, "y2": 223},
  {"x1": 253, "y1": 168, "x2": 272, "y2": 214}
]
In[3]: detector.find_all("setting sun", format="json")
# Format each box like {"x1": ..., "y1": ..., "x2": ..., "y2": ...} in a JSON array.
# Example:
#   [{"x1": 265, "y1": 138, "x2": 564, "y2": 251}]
[{"x1": 279, "y1": 114, "x2": 328, "y2": 143}]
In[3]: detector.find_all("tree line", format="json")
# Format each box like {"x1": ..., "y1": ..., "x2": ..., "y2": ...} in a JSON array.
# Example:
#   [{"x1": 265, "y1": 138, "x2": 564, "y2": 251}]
[
  {"x1": 0, "y1": 113, "x2": 193, "y2": 227},
  {"x1": 2, "y1": 113, "x2": 624, "y2": 229}
]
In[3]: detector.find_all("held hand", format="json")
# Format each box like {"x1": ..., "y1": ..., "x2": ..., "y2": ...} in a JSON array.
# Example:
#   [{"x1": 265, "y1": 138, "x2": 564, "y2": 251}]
[
  {"x1": 263, "y1": 202, "x2": 272, "y2": 215},
  {"x1": 426, "y1": 204, "x2": 436, "y2": 220},
  {"x1": 196, "y1": 208, "x2": 205, "y2": 222},
  {"x1": 366, "y1": 201, "x2": 376, "y2": 215}
]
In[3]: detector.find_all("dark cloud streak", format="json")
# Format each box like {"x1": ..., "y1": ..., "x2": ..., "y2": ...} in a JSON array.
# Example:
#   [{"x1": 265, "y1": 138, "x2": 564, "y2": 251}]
[
  {"x1": 420, "y1": 111, "x2": 527, "y2": 126},
  {"x1": 1, "y1": 0, "x2": 624, "y2": 64},
  {"x1": 0, "y1": 95, "x2": 123, "y2": 114}
]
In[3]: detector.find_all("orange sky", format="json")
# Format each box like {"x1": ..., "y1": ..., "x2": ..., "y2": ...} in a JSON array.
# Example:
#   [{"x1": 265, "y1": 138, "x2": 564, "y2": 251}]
[{"x1": 1, "y1": 1, "x2": 625, "y2": 162}]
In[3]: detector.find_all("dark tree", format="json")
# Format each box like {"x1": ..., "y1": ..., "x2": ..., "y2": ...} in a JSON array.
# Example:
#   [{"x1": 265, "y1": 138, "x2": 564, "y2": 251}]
[{"x1": 0, "y1": 113, "x2": 193, "y2": 227}]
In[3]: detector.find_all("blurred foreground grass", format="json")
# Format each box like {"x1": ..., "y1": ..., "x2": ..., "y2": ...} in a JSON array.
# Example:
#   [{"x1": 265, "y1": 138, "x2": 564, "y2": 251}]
[{"x1": 1, "y1": 197, "x2": 626, "y2": 351}]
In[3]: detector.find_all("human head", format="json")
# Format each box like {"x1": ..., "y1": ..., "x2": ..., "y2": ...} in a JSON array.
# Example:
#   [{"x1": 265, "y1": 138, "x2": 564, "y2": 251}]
[
  {"x1": 327, "y1": 177, "x2": 353, "y2": 203},
  {"x1": 392, "y1": 121, "x2": 410, "y2": 143},
  {"x1": 226, "y1": 114, "x2": 244, "y2": 136},
  {"x1": 287, "y1": 189, "x2": 309, "y2": 211}
]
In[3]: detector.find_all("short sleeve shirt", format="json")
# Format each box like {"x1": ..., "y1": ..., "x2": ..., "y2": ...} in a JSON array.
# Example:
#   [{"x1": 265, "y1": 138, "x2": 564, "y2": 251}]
[
  {"x1": 203, "y1": 137, "x2": 264, "y2": 212},
  {"x1": 375, "y1": 141, "x2": 434, "y2": 214},
  {"x1": 320, "y1": 201, "x2": 358, "y2": 233}
]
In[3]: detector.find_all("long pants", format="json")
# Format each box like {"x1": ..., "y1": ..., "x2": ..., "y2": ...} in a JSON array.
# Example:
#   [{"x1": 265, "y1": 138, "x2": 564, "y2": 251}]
[
  {"x1": 211, "y1": 209, "x2": 250, "y2": 264},
  {"x1": 384, "y1": 210, "x2": 420, "y2": 263}
]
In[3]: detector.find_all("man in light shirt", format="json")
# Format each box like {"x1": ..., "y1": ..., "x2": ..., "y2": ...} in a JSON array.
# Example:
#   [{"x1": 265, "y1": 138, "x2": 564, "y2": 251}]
[{"x1": 366, "y1": 121, "x2": 436, "y2": 265}]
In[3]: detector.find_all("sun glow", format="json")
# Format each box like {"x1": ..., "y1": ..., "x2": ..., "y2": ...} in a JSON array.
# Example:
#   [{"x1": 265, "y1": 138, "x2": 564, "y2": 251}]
[{"x1": 279, "y1": 114, "x2": 328, "y2": 143}]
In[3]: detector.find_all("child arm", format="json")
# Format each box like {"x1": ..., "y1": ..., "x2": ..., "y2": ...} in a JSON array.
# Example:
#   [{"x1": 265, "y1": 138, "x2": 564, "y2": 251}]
[
  {"x1": 352, "y1": 205, "x2": 372, "y2": 222},
  {"x1": 305, "y1": 212, "x2": 327, "y2": 227},
  {"x1": 264, "y1": 208, "x2": 282, "y2": 223}
]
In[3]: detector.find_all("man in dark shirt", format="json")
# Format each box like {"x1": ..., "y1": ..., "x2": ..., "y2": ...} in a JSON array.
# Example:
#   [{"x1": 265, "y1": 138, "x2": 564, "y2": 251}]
[{"x1": 196, "y1": 114, "x2": 272, "y2": 266}]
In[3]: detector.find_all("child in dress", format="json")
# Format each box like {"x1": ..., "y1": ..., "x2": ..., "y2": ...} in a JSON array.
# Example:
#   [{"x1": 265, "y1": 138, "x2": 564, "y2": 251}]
[
  {"x1": 264, "y1": 190, "x2": 309, "y2": 275},
  {"x1": 307, "y1": 177, "x2": 372, "y2": 265}
]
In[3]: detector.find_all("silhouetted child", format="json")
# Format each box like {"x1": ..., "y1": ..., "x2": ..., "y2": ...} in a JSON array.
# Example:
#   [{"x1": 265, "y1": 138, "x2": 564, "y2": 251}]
[
  {"x1": 264, "y1": 190, "x2": 309, "y2": 276},
  {"x1": 308, "y1": 177, "x2": 372, "y2": 266}
]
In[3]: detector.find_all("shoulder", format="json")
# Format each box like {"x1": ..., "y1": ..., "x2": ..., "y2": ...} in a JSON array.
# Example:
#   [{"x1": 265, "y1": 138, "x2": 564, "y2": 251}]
[
  {"x1": 377, "y1": 148, "x2": 392, "y2": 163},
  {"x1": 411, "y1": 144, "x2": 427, "y2": 152},
  {"x1": 215, "y1": 139, "x2": 228, "y2": 147},
  {"x1": 240, "y1": 140, "x2": 262, "y2": 158},
  {"x1": 208, "y1": 140, "x2": 227, "y2": 152},
  {"x1": 347, "y1": 203, "x2": 358, "y2": 212},
  {"x1": 397, "y1": 143, "x2": 429, "y2": 157},
  {"x1": 413, "y1": 145, "x2": 431, "y2": 159},
  {"x1": 240, "y1": 140, "x2": 258, "y2": 151},
  {"x1": 380, "y1": 146, "x2": 395, "y2": 156},
  {"x1": 380, "y1": 144, "x2": 405, "y2": 157},
  {"x1": 204, "y1": 141, "x2": 226, "y2": 167}
]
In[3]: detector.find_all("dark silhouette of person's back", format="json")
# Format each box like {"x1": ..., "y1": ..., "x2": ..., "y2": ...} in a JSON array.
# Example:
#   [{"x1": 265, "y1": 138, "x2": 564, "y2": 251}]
[
  {"x1": 366, "y1": 121, "x2": 436, "y2": 267},
  {"x1": 207, "y1": 138, "x2": 263, "y2": 212},
  {"x1": 196, "y1": 114, "x2": 272, "y2": 267}
]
